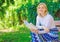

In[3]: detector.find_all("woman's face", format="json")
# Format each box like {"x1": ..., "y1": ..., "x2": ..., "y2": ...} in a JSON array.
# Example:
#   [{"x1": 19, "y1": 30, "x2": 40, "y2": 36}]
[{"x1": 37, "y1": 4, "x2": 47, "y2": 17}]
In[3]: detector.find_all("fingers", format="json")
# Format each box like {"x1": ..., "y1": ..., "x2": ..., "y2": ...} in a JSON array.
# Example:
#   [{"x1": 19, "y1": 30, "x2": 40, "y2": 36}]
[
  {"x1": 42, "y1": 26, "x2": 49, "y2": 33},
  {"x1": 30, "y1": 29, "x2": 39, "y2": 34},
  {"x1": 44, "y1": 28, "x2": 49, "y2": 33}
]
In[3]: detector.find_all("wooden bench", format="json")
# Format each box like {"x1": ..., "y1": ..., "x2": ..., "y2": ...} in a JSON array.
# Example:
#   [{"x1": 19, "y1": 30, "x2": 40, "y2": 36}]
[{"x1": 55, "y1": 20, "x2": 60, "y2": 32}]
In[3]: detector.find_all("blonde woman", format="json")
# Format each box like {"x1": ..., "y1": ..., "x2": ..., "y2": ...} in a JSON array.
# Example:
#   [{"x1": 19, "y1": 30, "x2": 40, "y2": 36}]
[{"x1": 30, "y1": 3, "x2": 59, "y2": 42}]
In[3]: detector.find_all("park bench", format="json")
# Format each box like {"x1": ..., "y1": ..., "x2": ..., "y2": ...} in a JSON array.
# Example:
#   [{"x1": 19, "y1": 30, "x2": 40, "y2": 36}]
[{"x1": 55, "y1": 20, "x2": 60, "y2": 32}]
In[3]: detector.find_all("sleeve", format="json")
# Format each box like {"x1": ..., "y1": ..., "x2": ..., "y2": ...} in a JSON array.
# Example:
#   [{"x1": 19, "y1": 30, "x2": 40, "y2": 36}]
[{"x1": 45, "y1": 16, "x2": 55, "y2": 29}]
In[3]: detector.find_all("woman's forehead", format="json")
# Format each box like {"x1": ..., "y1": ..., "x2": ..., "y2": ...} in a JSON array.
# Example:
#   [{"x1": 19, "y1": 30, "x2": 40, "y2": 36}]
[
  {"x1": 37, "y1": 4, "x2": 47, "y2": 8},
  {"x1": 39, "y1": 5, "x2": 45, "y2": 7}
]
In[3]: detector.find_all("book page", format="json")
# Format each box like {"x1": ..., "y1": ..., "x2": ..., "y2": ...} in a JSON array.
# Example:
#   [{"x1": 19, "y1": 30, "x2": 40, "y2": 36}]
[
  {"x1": 23, "y1": 20, "x2": 47, "y2": 34},
  {"x1": 23, "y1": 20, "x2": 37, "y2": 29},
  {"x1": 23, "y1": 20, "x2": 43, "y2": 29}
]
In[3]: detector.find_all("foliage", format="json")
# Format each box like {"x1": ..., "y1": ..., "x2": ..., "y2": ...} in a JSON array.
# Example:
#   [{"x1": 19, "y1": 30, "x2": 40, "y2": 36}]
[{"x1": 0, "y1": 0, "x2": 60, "y2": 28}]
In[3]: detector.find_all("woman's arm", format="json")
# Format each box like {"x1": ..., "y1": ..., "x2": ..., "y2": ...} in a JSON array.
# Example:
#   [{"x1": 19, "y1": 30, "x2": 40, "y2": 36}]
[
  {"x1": 44, "y1": 16, "x2": 55, "y2": 29},
  {"x1": 39, "y1": 16, "x2": 55, "y2": 34},
  {"x1": 36, "y1": 16, "x2": 49, "y2": 34}
]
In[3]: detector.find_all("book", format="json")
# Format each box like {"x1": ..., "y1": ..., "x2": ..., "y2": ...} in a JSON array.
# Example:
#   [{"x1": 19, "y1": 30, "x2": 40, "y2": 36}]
[
  {"x1": 23, "y1": 20, "x2": 47, "y2": 34},
  {"x1": 23, "y1": 20, "x2": 43, "y2": 30},
  {"x1": 23, "y1": 20, "x2": 37, "y2": 29}
]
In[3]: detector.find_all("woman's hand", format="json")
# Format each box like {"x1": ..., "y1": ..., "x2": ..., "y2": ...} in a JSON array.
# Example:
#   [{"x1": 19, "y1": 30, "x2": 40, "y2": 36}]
[
  {"x1": 30, "y1": 28, "x2": 39, "y2": 34},
  {"x1": 42, "y1": 26, "x2": 49, "y2": 33}
]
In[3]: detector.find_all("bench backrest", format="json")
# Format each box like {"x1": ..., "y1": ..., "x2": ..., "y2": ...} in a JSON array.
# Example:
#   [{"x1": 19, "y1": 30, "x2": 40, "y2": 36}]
[
  {"x1": 55, "y1": 21, "x2": 60, "y2": 31},
  {"x1": 55, "y1": 21, "x2": 60, "y2": 27}
]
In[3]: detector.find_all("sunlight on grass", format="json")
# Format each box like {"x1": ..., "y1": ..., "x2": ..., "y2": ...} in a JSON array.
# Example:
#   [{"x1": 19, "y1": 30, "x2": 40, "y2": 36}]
[{"x1": 0, "y1": 24, "x2": 31, "y2": 42}]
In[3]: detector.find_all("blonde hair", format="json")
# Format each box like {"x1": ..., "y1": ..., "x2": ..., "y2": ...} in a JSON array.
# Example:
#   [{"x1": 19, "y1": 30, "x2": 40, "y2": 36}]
[{"x1": 37, "y1": 3, "x2": 48, "y2": 15}]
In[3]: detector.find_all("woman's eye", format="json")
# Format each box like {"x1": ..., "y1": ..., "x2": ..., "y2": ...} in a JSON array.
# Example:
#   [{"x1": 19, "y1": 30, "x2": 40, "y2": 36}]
[
  {"x1": 41, "y1": 7, "x2": 44, "y2": 9},
  {"x1": 38, "y1": 7, "x2": 44, "y2": 9}
]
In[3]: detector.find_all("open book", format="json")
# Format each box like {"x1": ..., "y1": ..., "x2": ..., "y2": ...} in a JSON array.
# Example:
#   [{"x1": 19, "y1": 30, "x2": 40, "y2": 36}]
[
  {"x1": 23, "y1": 20, "x2": 37, "y2": 29},
  {"x1": 23, "y1": 20, "x2": 44, "y2": 30},
  {"x1": 23, "y1": 20, "x2": 48, "y2": 34}
]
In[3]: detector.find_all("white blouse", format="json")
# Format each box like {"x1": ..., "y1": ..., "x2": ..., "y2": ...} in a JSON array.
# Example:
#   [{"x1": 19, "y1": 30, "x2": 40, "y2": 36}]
[{"x1": 36, "y1": 13, "x2": 56, "y2": 29}]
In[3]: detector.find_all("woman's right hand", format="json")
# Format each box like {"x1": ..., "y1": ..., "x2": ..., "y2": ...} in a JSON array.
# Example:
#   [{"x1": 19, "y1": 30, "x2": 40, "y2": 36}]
[{"x1": 42, "y1": 26, "x2": 49, "y2": 33}]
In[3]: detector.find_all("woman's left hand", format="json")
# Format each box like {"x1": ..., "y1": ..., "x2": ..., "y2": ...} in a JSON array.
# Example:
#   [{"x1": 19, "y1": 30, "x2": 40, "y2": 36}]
[{"x1": 30, "y1": 28, "x2": 39, "y2": 34}]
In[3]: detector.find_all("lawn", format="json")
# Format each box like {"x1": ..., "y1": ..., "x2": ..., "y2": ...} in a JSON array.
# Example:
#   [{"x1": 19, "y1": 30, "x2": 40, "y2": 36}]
[
  {"x1": 59, "y1": 32, "x2": 60, "y2": 40},
  {"x1": 0, "y1": 25, "x2": 60, "y2": 42},
  {"x1": 0, "y1": 25, "x2": 31, "y2": 42}
]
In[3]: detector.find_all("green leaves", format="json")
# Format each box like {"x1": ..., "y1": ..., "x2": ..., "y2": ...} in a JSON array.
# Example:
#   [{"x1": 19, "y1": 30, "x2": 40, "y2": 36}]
[{"x1": 0, "y1": 0, "x2": 60, "y2": 29}]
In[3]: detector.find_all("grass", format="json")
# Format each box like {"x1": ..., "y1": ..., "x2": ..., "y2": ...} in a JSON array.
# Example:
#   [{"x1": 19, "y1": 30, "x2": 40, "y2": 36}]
[
  {"x1": 0, "y1": 25, "x2": 31, "y2": 42},
  {"x1": 0, "y1": 32, "x2": 31, "y2": 42},
  {"x1": 0, "y1": 25, "x2": 60, "y2": 42},
  {"x1": 58, "y1": 32, "x2": 60, "y2": 40}
]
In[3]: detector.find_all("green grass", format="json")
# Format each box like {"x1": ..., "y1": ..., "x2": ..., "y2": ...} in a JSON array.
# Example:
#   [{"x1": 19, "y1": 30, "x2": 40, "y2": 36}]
[
  {"x1": 58, "y1": 32, "x2": 60, "y2": 40},
  {"x1": 0, "y1": 26, "x2": 31, "y2": 42},
  {"x1": 0, "y1": 26, "x2": 60, "y2": 42}
]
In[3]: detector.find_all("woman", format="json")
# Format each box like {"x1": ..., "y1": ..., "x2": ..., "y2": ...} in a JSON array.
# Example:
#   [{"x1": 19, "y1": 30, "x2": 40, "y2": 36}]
[{"x1": 30, "y1": 3, "x2": 59, "y2": 42}]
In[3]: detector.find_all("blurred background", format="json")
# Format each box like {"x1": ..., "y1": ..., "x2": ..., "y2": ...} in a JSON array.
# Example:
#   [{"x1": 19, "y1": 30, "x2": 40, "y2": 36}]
[{"x1": 0, "y1": 0, "x2": 60, "y2": 42}]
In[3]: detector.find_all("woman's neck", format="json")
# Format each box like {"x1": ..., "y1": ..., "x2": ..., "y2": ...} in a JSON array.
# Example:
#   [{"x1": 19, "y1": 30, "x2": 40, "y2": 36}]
[{"x1": 40, "y1": 13, "x2": 47, "y2": 18}]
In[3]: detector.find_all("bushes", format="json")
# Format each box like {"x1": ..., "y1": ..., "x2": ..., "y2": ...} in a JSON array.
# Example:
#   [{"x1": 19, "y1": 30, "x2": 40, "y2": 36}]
[{"x1": 0, "y1": 0, "x2": 60, "y2": 28}]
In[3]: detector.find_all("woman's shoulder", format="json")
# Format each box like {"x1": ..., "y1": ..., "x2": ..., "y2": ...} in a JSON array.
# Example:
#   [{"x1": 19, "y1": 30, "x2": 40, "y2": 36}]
[
  {"x1": 36, "y1": 15, "x2": 40, "y2": 19},
  {"x1": 47, "y1": 13, "x2": 54, "y2": 19}
]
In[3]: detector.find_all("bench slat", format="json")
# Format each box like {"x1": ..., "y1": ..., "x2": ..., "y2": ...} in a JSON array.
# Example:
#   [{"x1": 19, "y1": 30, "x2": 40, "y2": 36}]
[{"x1": 54, "y1": 21, "x2": 60, "y2": 32}]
